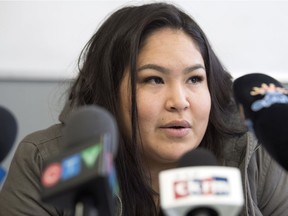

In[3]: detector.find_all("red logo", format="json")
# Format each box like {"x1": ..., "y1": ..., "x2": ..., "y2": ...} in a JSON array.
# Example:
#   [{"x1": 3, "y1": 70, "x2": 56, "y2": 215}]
[
  {"x1": 174, "y1": 180, "x2": 189, "y2": 198},
  {"x1": 41, "y1": 163, "x2": 62, "y2": 187}
]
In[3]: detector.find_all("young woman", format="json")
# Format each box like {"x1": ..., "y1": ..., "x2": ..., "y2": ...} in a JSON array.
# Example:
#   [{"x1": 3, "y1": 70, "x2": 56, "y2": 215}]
[{"x1": 1, "y1": 2, "x2": 288, "y2": 216}]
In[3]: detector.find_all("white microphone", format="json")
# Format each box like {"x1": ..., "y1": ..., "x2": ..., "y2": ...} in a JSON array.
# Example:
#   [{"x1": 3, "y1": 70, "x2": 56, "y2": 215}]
[{"x1": 159, "y1": 148, "x2": 244, "y2": 216}]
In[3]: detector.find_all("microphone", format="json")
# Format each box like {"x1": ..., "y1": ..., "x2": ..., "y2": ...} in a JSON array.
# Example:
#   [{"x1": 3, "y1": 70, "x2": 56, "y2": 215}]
[
  {"x1": 41, "y1": 105, "x2": 119, "y2": 216},
  {"x1": 159, "y1": 148, "x2": 244, "y2": 216},
  {"x1": 233, "y1": 73, "x2": 288, "y2": 171},
  {"x1": 0, "y1": 106, "x2": 18, "y2": 184}
]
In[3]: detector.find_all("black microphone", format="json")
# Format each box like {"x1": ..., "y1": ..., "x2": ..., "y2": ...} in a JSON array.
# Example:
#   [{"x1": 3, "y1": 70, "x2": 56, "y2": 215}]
[
  {"x1": 233, "y1": 73, "x2": 288, "y2": 171},
  {"x1": 0, "y1": 106, "x2": 18, "y2": 184},
  {"x1": 159, "y1": 148, "x2": 244, "y2": 216},
  {"x1": 41, "y1": 105, "x2": 119, "y2": 216}
]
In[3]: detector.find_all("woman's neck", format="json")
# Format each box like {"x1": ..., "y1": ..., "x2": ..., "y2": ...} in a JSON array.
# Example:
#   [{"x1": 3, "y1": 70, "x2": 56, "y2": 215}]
[
  {"x1": 144, "y1": 158, "x2": 177, "y2": 196},
  {"x1": 146, "y1": 161, "x2": 177, "y2": 213}
]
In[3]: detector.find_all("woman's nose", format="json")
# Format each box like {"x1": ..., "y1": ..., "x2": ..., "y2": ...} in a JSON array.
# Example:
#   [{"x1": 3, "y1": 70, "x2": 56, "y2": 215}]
[{"x1": 165, "y1": 85, "x2": 190, "y2": 112}]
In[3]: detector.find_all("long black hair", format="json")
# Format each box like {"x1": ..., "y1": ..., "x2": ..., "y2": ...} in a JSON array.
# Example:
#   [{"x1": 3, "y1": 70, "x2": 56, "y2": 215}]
[{"x1": 68, "y1": 2, "x2": 245, "y2": 215}]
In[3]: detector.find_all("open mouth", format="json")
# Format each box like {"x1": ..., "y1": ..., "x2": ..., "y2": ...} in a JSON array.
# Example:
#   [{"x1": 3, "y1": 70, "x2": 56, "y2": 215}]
[
  {"x1": 160, "y1": 121, "x2": 191, "y2": 137},
  {"x1": 162, "y1": 120, "x2": 191, "y2": 129},
  {"x1": 168, "y1": 126, "x2": 186, "y2": 129}
]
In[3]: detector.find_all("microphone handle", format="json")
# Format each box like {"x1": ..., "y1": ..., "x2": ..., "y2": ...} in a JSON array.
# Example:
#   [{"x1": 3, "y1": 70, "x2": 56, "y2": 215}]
[{"x1": 74, "y1": 197, "x2": 99, "y2": 216}]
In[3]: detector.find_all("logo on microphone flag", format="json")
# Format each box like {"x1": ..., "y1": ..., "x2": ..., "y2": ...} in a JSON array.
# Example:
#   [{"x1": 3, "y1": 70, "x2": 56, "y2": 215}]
[
  {"x1": 62, "y1": 154, "x2": 81, "y2": 180},
  {"x1": 250, "y1": 83, "x2": 288, "y2": 111},
  {"x1": 41, "y1": 143, "x2": 103, "y2": 188},
  {"x1": 81, "y1": 144, "x2": 102, "y2": 167},
  {"x1": 41, "y1": 163, "x2": 62, "y2": 187},
  {"x1": 173, "y1": 176, "x2": 230, "y2": 199}
]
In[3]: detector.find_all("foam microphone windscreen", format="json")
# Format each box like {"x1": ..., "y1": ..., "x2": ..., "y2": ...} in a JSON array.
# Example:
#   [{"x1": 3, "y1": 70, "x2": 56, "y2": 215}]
[
  {"x1": 178, "y1": 148, "x2": 220, "y2": 167},
  {"x1": 233, "y1": 73, "x2": 288, "y2": 171},
  {"x1": 63, "y1": 105, "x2": 118, "y2": 155},
  {"x1": 0, "y1": 106, "x2": 17, "y2": 162}
]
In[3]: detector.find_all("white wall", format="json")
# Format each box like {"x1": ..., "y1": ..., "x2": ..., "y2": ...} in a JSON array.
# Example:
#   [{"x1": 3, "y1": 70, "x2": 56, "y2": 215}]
[{"x1": 1, "y1": 0, "x2": 288, "y2": 82}]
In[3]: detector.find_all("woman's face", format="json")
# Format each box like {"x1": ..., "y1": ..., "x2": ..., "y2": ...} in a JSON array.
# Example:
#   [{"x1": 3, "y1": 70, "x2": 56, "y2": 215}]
[{"x1": 119, "y1": 28, "x2": 211, "y2": 167}]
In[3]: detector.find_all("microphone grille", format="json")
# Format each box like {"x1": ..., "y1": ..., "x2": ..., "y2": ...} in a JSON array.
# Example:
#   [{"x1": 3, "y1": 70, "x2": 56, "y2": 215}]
[
  {"x1": 177, "y1": 148, "x2": 219, "y2": 167},
  {"x1": 64, "y1": 105, "x2": 118, "y2": 156}
]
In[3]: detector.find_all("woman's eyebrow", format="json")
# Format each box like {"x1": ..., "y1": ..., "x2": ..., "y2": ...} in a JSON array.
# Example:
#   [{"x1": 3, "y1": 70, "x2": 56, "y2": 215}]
[
  {"x1": 137, "y1": 64, "x2": 170, "y2": 74},
  {"x1": 137, "y1": 63, "x2": 205, "y2": 74},
  {"x1": 183, "y1": 64, "x2": 205, "y2": 74}
]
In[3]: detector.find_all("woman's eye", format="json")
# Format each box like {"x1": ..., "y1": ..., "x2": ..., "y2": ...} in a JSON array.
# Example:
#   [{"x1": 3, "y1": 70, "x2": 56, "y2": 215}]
[
  {"x1": 143, "y1": 76, "x2": 164, "y2": 84},
  {"x1": 188, "y1": 75, "x2": 203, "y2": 84}
]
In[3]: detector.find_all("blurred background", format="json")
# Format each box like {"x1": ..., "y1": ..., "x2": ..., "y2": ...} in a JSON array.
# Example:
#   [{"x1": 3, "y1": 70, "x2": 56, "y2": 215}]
[{"x1": 1, "y1": 0, "x2": 288, "y2": 182}]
